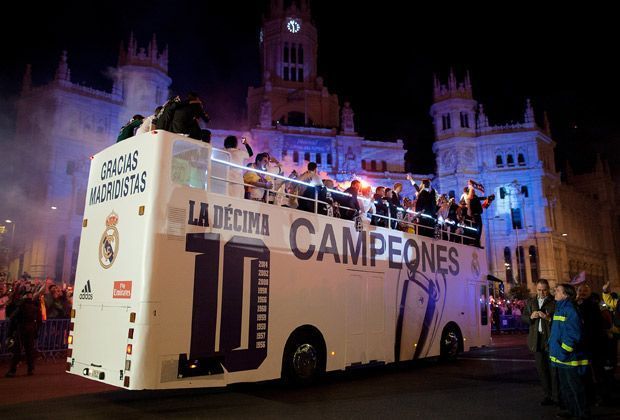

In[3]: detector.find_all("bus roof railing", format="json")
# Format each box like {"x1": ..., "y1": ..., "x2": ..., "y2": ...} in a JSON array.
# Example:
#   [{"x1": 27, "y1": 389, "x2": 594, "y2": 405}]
[{"x1": 209, "y1": 153, "x2": 479, "y2": 245}]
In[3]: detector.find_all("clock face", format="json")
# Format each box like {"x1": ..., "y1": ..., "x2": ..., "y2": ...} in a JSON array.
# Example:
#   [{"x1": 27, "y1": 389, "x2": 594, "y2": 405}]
[{"x1": 287, "y1": 18, "x2": 300, "y2": 33}]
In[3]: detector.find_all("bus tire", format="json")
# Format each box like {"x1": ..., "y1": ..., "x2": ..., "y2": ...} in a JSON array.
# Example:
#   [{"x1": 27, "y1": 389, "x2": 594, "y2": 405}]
[
  {"x1": 281, "y1": 328, "x2": 326, "y2": 385},
  {"x1": 439, "y1": 323, "x2": 462, "y2": 362}
]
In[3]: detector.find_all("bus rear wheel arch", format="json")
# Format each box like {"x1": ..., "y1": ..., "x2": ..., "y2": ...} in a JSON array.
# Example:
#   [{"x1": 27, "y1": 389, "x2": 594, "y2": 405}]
[
  {"x1": 281, "y1": 325, "x2": 326, "y2": 384},
  {"x1": 439, "y1": 322, "x2": 463, "y2": 361}
]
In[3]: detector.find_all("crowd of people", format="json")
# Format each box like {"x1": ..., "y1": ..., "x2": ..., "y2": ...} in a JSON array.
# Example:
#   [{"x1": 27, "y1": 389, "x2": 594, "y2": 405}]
[
  {"x1": 1, "y1": 273, "x2": 72, "y2": 377},
  {"x1": 239, "y1": 156, "x2": 495, "y2": 246},
  {"x1": 522, "y1": 277, "x2": 619, "y2": 419}
]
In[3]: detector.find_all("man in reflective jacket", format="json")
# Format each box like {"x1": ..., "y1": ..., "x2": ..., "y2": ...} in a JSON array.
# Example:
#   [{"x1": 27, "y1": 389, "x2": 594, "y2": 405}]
[{"x1": 549, "y1": 283, "x2": 590, "y2": 419}]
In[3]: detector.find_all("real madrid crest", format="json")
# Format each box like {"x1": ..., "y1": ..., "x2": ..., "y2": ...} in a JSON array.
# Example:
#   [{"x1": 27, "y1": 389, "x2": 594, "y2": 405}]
[
  {"x1": 471, "y1": 250, "x2": 480, "y2": 277},
  {"x1": 99, "y1": 211, "x2": 119, "y2": 269}
]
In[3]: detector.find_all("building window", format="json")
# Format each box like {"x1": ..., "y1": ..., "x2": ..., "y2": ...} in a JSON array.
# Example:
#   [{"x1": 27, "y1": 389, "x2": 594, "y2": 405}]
[
  {"x1": 518, "y1": 153, "x2": 526, "y2": 166},
  {"x1": 298, "y1": 45, "x2": 304, "y2": 64},
  {"x1": 316, "y1": 153, "x2": 322, "y2": 164},
  {"x1": 298, "y1": 68, "x2": 303, "y2": 82},
  {"x1": 511, "y1": 207, "x2": 523, "y2": 229},
  {"x1": 449, "y1": 190, "x2": 455, "y2": 199},
  {"x1": 293, "y1": 151, "x2": 299, "y2": 163},
  {"x1": 496, "y1": 155, "x2": 504, "y2": 167},
  {"x1": 291, "y1": 44, "x2": 297, "y2": 63},
  {"x1": 283, "y1": 67, "x2": 289, "y2": 81},
  {"x1": 304, "y1": 152, "x2": 310, "y2": 162},
  {"x1": 382, "y1": 161, "x2": 387, "y2": 172},
  {"x1": 507, "y1": 154, "x2": 515, "y2": 167},
  {"x1": 361, "y1": 160, "x2": 366, "y2": 170},
  {"x1": 282, "y1": 150, "x2": 288, "y2": 158},
  {"x1": 460, "y1": 112, "x2": 469, "y2": 128},
  {"x1": 529, "y1": 245, "x2": 539, "y2": 283},
  {"x1": 521, "y1": 186, "x2": 529, "y2": 198},
  {"x1": 504, "y1": 247, "x2": 513, "y2": 283},
  {"x1": 500, "y1": 187, "x2": 506, "y2": 199},
  {"x1": 55, "y1": 235, "x2": 66, "y2": 282},
  {"x1": 517, "y1": 246, "x2": 527, "y2": 283},
  {"x1": 327, "y1": 153, "x2": 333, "y2": 165},
  {"x1": 284, "y1": 44, "x2": 289, "y2": 62},
  {"x1": 442, "y1": 113, "x2": 451, "y2": 130},
  {"x1": 370, "y1": 160, "x2": 377, "y2": 171}
]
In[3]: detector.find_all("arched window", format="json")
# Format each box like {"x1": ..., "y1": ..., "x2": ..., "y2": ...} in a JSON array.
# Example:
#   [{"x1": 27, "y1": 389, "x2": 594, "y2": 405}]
[
  {"x1": 518, "y1": 153, "x2": 525, "y2": 166},
  {"x1": 361, "y1": 160, "x2": 367, "y2": 170},
  {"x1": 304, "y1": 152, "x2": 310, "y2": 162},
  {"x1": 293, "y1": 151, "x2": 299, "y2": 163},
  {"x1": 499, "y1": 187, "x2": 506, "y2": 199},
  {"x1": 316, "y1": 153, "x2": 322, "y2": 165},
  {"x1": 521, "y1": 186, "x2": 529, "y2": 198},
  {"x1": 291, "y1": 44, "x2": 297, "y2": 63},
  {"x1": 298, "y1": 45, "x2": 304, "y2": 64},
  {"x1": 370, "y1": 160, "x2": 377, "y2": 171},
  {"x1": 516, "y1": 246, "x2": 526, "y2": 283},
  {"x1": 507, "y1": 154, "x2": 515, "y2": 167},
  {"x1": 504, "y1": 247, "x2": 513, "y2": 283},
  {"x1": 529, "y1": 246, "x2": 539, "y2": 283},
  {"x1": 442, "y1": 114, "x2": 451, "y2": 130},
  {"x1": 287, "y1": 111, "x2": 305, "y2": 126},
  {"x1": 460, "y1": 112, "x2": 469, "y2": 128},
  {"x1": 327, "y1": 153, "x2": 333, "y2": 165},
  {"x1": 496, "y1": 155, "x2": 504, "y2": 167}
]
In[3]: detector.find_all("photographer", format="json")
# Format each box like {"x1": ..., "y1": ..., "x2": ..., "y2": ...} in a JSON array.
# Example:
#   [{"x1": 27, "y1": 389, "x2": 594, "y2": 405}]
[{"x1": 466, "y1": 179, "x2": 495, "y2": 247}]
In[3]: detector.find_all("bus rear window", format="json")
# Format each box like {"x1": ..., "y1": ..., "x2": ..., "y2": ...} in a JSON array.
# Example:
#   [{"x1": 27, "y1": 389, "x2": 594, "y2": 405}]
[{"x1": 171, "y1": 141, "x2": 210, "y2": 190}]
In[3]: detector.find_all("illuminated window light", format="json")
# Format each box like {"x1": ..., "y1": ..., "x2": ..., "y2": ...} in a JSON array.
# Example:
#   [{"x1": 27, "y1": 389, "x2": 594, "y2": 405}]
[
  {"x1": 68, "y1": 335, "x2": 73, "y2": 345},
  {"x1": 126, "y1": 344, "x2": 133, "y2": 355}
]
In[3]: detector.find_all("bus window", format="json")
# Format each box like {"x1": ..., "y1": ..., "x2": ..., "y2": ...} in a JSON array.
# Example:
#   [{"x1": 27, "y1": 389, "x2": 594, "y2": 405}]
[
  {"x1": 171, "y1": 140, "x2": 210, "y2": 190},
  {"x1": 480, "y1": 285, "x2": 488, "y2": 325}
]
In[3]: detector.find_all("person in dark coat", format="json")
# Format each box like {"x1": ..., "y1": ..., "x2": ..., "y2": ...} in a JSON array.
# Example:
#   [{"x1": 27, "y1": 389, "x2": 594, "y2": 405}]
[
  {"x1": 339, "y1": 180, "x2": 361, "y2": 220},
  {"x1": 116, "y1": 114, "x2": 144, "y2": 142},
  {"x1": 170, "y1": 92, "x2": 210, "y2": 140},
  {"x1": 522, "y1": 279, "x2": 558, "y2": 405},
  {"x1": 5, "y1": 283, "x2": 43, "y2": 377},
  {"x1": 414, "y1": 178, "x2": 437, "y2": 237}
]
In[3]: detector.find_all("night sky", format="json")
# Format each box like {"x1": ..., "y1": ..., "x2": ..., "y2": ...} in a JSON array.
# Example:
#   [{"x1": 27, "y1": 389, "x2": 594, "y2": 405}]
[{"x1": 1, "y1": 1, "x2": 618, "y2": 175}]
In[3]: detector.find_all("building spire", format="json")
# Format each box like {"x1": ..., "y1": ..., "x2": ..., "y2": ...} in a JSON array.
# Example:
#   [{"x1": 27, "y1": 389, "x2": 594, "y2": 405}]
[
  {"x1": 448, "y1": 68, "x2": 457, "y2": 91},
  {"x1": 21, "y1": 64, "x2": 32, "y2": 94},
  {"x1": 55, "y1": 50, "x2": 71, "y2": 82},
  {"x1": 524, "y1": 98, "x2": 535, "y2": 127},
  {"x1": 543, "y1": 111, "x2": 552, "y2": 136}
]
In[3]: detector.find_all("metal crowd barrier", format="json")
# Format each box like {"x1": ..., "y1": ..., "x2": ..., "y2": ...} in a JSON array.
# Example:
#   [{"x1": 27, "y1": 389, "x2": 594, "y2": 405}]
[
  {"x1": 0, "y1": 319, "x2": 70, "y2": 359},
  {"x1": 493, "y1": 314, "x2": 528, "y2": 333}
]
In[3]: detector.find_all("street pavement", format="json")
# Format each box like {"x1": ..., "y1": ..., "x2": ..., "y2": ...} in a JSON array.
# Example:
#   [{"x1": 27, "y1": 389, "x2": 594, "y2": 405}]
[{"x1": 0, "y1": 334, "x2": 618, "y2": 419}]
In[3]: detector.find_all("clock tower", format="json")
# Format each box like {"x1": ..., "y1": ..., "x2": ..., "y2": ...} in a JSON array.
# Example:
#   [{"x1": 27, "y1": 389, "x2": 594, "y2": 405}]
[{"x1": 247, "y1": 0, "x2": 340, "y2": 129}]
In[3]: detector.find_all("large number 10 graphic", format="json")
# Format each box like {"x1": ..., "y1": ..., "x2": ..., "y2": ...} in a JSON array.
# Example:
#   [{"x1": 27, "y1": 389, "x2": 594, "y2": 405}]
[{"x1": 185, "y1": 233, "x2": 270, "y2": 373}]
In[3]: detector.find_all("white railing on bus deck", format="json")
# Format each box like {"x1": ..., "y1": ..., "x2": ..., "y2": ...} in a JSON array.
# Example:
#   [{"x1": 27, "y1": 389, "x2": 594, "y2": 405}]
[{"x1": 208, "y1": 156, "x2": 479, "y2": 245}]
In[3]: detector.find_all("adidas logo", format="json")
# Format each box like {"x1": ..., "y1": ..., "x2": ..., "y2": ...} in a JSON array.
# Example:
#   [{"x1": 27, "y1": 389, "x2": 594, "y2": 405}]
[{"x1": 79, "y1": 280, "x2": 94, "y2": 300}]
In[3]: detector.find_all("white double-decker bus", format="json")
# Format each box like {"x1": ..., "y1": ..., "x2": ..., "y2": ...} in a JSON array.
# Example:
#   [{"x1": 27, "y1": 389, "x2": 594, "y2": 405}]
[{"x1": 67, "y1": 130, "x2": 491, "y2": 390}]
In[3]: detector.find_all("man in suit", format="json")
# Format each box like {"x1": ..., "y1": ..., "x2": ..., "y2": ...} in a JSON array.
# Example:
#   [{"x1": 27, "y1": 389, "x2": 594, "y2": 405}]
[{"x1": 522, "y1": 278, "x2": 558, "y2": 406}]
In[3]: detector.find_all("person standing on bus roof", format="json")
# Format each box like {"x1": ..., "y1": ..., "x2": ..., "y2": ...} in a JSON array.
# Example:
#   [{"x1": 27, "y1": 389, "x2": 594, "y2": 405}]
[
  {"x1": 225, "y1": 135, "x2": 254, "y2": 199},
  {"x1": 116, "y1": 114, "x2": 144, "y2": 142},
  {"x1": 170, "y1": 92, "x2": 210, "y2": 140},
  {"x1": 244, "y1": 153, "x2": 272, "y2": 202},
  {"x1": 522, "y1": 279, "x2": 558, "y2": 406}
]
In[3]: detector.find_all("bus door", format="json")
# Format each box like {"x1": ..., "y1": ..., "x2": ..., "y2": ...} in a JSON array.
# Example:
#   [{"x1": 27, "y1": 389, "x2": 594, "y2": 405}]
[{"x1": 345, "y1": 274, "x2": 385, "y2": 365}]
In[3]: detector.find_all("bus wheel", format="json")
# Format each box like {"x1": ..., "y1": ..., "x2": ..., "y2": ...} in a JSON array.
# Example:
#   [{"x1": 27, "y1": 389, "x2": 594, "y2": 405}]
[
  {"x1": 282, "y1": 331, "x2": 325, "y2": 384},
  {"x1": 440, "y1": 325, "x2": 461, "y2": 361}
]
